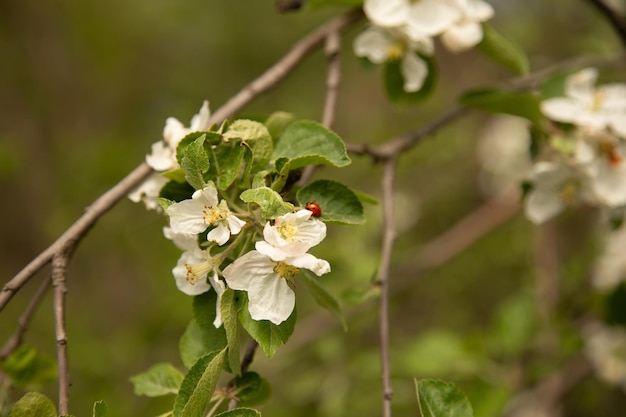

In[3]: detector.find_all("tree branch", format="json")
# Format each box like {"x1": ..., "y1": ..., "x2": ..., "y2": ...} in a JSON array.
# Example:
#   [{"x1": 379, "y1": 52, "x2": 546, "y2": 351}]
[
  {"x1": 378, "y1": 156, "x2": 398, "y2": 417},
  {"x1": 51, "y1": 252, "x2": 71, "y2": 416},
  {"x1": 0, "y1": 277, "x2": 51, "y2": 359},
  {"x1": 585, "y1": 0, "x2": 626, "y2": 48},
  {"x1": 208, "y1": 8, "x2": 363, "y2": 125}
]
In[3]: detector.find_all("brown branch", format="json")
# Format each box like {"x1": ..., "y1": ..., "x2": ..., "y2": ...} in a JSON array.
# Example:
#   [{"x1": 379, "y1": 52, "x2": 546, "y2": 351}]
[
  {"x1": 585, "y1": 0, "x2": 626, "y2": 48},
  {"x1": 208, "y1": 8, "x2": 363, "y2": 125},
  {"x1": 0, "y1": 277, "x2": 51, "y2": 359},
  {"x1": 378, "y1": 156, "x2": 398, "y2": 417},
  {"x1": 51, "y1": 252, "x2": 71, "y2": 415}
]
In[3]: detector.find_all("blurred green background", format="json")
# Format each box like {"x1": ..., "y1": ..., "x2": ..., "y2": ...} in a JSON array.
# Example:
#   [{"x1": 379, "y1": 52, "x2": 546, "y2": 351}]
[{"x1": 1, "y1": 0, "x2": 625, "y2": 416}]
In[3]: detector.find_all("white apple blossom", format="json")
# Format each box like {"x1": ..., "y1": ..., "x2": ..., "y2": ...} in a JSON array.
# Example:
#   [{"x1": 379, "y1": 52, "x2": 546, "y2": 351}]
[
  {"x1": 523, "y1": 161, "x2": 593, "y2": 224},
  {"x1": 166, "y1": 184, "x2": 246, "y2": 246},
  {"x1": 584, "y1": 322, "x2": 626, "y2": 389},
  {"x1": 440, "y1": 0, "x2": 494, "y2": 52},
  {"x1": 127, "y1": 172, "x2": 169, "y2": 211},
  {"x1": 593, "y1": 225, "x2": 626, "y2": 291},
  {"x1": 577, "y1": 136, "x2": 626, "y2": 206},
  {"x1": 172, "y1": 247, "x2": 215, "y2": 296},
  {"x1": 353, "y1": 26, "x2": 430, "y2": 92},
  {"x1": 541, "y1": 68, "x2": 626, "y2": 138},
  {"x1": 146, "y1": 100, "x2": 212, "y2": 172},
  {"x1": 222, "y1": 248, "x2": 330, "y2": 325},
  {"x1": 255, "y1": 209, "x2": 327, "y2": 260}
]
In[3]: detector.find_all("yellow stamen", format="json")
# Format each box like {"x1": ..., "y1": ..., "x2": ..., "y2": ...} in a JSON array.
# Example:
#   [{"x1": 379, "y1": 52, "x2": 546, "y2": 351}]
[
  {"x1": 277, "y1": 222, "x2": 298, "y2": 241},
  {"x1": 273, "y1": 262, "x2": 299, "y2": 280}
]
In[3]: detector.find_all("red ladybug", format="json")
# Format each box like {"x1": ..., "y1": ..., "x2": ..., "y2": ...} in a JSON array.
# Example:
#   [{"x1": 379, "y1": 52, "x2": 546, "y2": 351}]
[{"x1": 305, "y1": 201, "x2": 322, "y2": 217}]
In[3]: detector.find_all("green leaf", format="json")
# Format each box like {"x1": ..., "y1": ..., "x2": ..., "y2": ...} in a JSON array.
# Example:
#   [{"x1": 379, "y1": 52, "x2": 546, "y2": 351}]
[
  {"x1": 239, "y1": 187, "x2": 294, "y2": 219},
  {"x1": 8, "y1": 392, "x2": 57, "y2": 417},
  {"x1": 272, "y1": 120, "x2": 351, "y2": 169},
  {"x1": 215, "y1": 408, "x2": 262, "y2": 417},
  {"x1": 92, "y1": 401, "x2": 107, "y2": 417},
  {"x1": 415, "y1": 379, "x2": 474, "y2": 417},
  {"x1": 229, "y1": 372, "x2": 271, "y2": 407},
  {"x1": 296, "y1": 180, "x2": 365, "y2": 224},
  {"x1": 264, "y1": 111, "x2": 295, "y2": 143},
  {"x1": 220, "y1": 288, "x2": 241, "y2": 375},
  {"x1": 180, "y1": 134, "x2": 210, "y2": 190},
  {"x1": 300, "y1": 272, "x2": 347, "y2": 331},
  {"x1": 225, "y1": 119, "x2": 273, "y2": 173},
  {"x1": 159, "y1": 180, "x2": 195, "y2": 203},
  {"x1": 209, "y1": 141, "x2": 245, "y2": 190},
  {"x1": 459, "y1": 89, "x2": 542, "y2": 123},
  {"x1": 129, "y1": 363, "x2": 184, "y2": 397},
  {"x1": 179, "y1": 292, "x2": 228, "y2": 369},
  {"x1": 383, "y1": 53, "x2": 437, "y2": 104},
  {"x1": 162, "y1": 168, "x2": 187, "y2": 183},
  {"x1": 477, "y1": 23, "x2": 529, "y2": 75},
  {"x1": 173, "y1": 348, "x2": 227, "y2": 417},
  {"x1": 236, "y1": 292, "x2": 296, "y2": 358},
  {"x1": 1, "y1": 346, "x2": 57, "y2": 388}
]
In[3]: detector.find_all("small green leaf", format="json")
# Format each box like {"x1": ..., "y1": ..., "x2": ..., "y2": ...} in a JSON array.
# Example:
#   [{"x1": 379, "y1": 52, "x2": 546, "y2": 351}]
[
  {"x1": 92, "y1": 400, "x2": 107, "y2": 417},
  {"x1": 383, "y1": 54, "x2": 437, "y2": 104},
  {"x1": 300, "y1": 272, "x2": 347, "y2": 331},
  {"x1": 415, "y1": 379, "x2": 474, "y2": 417},
  {"x1": 129, "y1": 363, "x2": 184, "y2": 397},
  {"x1": 477, "y1": 23, "x2": 529, "y2": 75},
  {"x1": 459, "y1": 89, "x2": 542, "y2": 123},
  {"x1": 173, "y1": 349, "x2": 227, "y2": 417},
  {"x1": 297, "y1": 180, "x2": 365, "y2": 224},
  {"x1": 162, "y1": 168, "x2": 187, "y2": 183},
  {"x1": 215, "y1": 408, "x2": 261, "y2": 417},
  {"x1": 264, "y1": 111, "x2": 295, "y2": 143},
  {"x1": 236, "y1": 292, "x2": 296, "y2": 358},
  {"x1": 240, "y1": 187, "x2": 294, "y2": 219},
  {"x1": 220, "y1": 289, "x2": 241, "y2": 375},
  {"x1": 159, "y1": 180, "x2": 195, "y2": 203},
  {"x1": 180, "y1": 134, "x2": 210, "y2": 190},
  {"x1": 272, "y1": 121, "x2": 351, "y2": 169},
  {"x1": 179, "y1": 292, "x2": 227, "y2": 369},
  {"x1": 210, "y1": 141, "x2": 245, "y2": 190},
  {"x1": 225, "y1": 119, "x2": 273, "y2": 173},
  {"x1": 8, "y1": 392, "x2": 57, "y2": 417},
  {"x1": 1, "y1": 346, "x2": 57, "y2": 388},
  {"x1": 229, "y1": 372, "x2": 271, "y2": 407}
]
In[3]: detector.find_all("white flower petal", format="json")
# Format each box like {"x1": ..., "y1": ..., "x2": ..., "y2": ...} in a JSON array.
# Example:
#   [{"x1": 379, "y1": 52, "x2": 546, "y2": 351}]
[
  {"x1": 226, "y1": 215, "x2": 246, "y2": 235},
  {"x1": 192, "y1": 186, "x2": 219, "y2": 207},
  {"x1": 255, "y1": 240, "x2": 288, "y2": 261},
  {"x1": 172, "y1": 250, "x2": 212, "y2": 295},
  {"x1": 146, "y1": 141, "x2": 176, "y2": 171},
  {"x1": 401, "y1": 53, "x2": 428, "y2": 92},
  {"x1": 353, "y1": 27, "x2": 393, "y2": 64},
  {"x1": 441, "y1": 21, "x2": 484, "y2": 52},
  {"x1": 262, "y1": 210, "x2": 327, "y2": 257},
  {"x1": 167, "y1": 199, "x2": 209, "y2": 234},
  {"x1": 540, "y1": 98, "x2": 583, "y2": 123},
  {"x1": 287, "y1": 253, "x2": 331, "y2": 276},
  {"x1": 208, "y1": 273, "x2": 225, "y2": 328},
  {"x1": 207, "y1": 224, "x2": 230, "y2": 246},
  {"x1": 364, "y1": 0, "x2": 410, "y2": 28},
  {"x1": 406, "y1": 0, "x2": 461, "y2": 36},
  {"x1": 128, "y1": 173, "x2": 168, "y2": 211},
  {"x1": 163, "y1": 117, "x2": 187, "y2": 147},
  {"x1": 190, "y1": 100, "x2": 211, "y2": 132},
  {"x1": 163, "y1": 227, "x2": 199, "y2": 252}
]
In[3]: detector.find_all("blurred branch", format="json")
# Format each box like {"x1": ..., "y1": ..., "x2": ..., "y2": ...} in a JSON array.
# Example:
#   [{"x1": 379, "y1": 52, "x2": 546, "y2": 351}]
[
  {"x1": 1, "y1": 162, "x2": 153, "y2": 313},
  {"x1": 208, "y1": 8, "x2": 363, "y2": 125},
  {"x1": 377, "y1": 156, "x2": 398, "y2": 417},
  {"x1": 51, "y1": 252, "x2": 71, "y2": 416},
  {"x1": 0, "y1": 277, "x2": 50, "y2": 360},
  {"x1": 585, "y1": 0, "x2": 626, "y2": 48}
]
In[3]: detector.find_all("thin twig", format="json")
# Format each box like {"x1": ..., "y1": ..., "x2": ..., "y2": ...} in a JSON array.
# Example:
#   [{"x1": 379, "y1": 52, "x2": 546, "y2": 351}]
[
  {"x1": 208, "y1": 9, "x2": 363, "y2": 125},
  {"x1": 378, "y1": 156, "x2": 398, "y2": 417},
  {"x1": 0, "y1": 277, "x2": 51, "y2": 359},
  {"x1": 1, "y1": 162, "x2": 153, "y2": 313},
  {"x1": 300, "y1": 29, "x2": 343, "y2": 185},
  {"x1": 228, "y1": 339, "x2": 259, "y2": 410},
  {"x1": 585, "y1": 0, "x2": 626, "y2": 48},
  {"x1": 51, "y1": 252, "x2": 70, "y2": 416},
  {"x1": 346, "y1": 107, "x2": 467, "y2": 161}
]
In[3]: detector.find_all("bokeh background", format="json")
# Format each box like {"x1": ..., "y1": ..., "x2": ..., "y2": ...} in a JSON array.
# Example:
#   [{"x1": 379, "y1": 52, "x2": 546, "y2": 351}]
[{"x1": 1, "y1": 0, "x2": 625, "y2": 416}]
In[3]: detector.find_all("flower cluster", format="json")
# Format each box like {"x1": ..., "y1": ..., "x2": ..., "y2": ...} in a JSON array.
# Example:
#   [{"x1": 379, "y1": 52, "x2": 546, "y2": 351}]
[
  {"x1": 523, "y1": 68, "x2": 626, "y2": 224},
  {"x1": 354, "y1": 0, "x2": 494, "y2": 92},
  {"x1": 128, "y1": 101, "x2": 211, "y2": 210}
]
